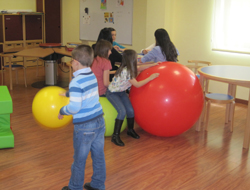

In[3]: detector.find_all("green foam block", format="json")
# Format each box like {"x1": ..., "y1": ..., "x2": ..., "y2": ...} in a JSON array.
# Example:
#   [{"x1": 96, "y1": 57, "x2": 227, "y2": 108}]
[
  {"x1": 0, "y1": 127, "x2": 14, "y2": 149},
  {"x1": 0, "y1": 86, "x2": 13, "y2": 115},
  {"x1": 0, "y1": 86, "x2": 14, "y2": 148},
  {"x1": 0, "y1": 114, "x2": 10, "y2": 128}
]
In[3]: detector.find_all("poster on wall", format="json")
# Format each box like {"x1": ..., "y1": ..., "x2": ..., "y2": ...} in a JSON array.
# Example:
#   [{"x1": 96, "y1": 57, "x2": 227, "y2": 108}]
[
  {"x1": 80, "y1": 0, "x2": 133, "y2": 45},
  {"x1": 101, "y1": 0, "x2": 107, "y2": 9},
  {"x1": 104, "y1": 12, "x2": 114, "y2": 23},
  {"x1": 82, "y1": 7, "x2": 90, "y2": 24},
  {"x1": 117, "y1": 0, "x2": 124, "y2": 7}
]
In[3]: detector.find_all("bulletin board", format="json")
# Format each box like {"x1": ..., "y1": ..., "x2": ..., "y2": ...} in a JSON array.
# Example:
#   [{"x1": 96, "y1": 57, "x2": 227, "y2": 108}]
[{"x1": 79, "y1": 0, "x2": 133, "y2": 45}]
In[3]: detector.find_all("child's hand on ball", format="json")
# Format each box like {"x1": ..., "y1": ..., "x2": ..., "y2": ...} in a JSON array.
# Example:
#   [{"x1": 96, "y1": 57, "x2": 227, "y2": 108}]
[
  {"x1": 59, "y1": 92, "x2": 66, "y2": 96},
  {"x1": 58, "y1": 113, "x2": 64, "y2": 120},
  {"x1": 150, "y1": 73, "x2": 160, "y2": 80}
]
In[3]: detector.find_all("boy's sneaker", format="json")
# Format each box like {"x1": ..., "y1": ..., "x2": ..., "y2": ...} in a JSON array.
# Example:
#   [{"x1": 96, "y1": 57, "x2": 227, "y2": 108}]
[
  {"x1": 84, "y1": 183, "x2": 99, "y2": 190},
  {"x1": 62, "y1": 186, "x2": 71, "y2": 190}
]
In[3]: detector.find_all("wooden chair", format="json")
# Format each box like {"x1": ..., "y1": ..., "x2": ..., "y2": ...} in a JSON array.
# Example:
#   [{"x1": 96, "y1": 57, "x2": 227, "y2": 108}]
[
  {"x1": 203, "y1": 93, "x2": 235, "y2": 132},
  {"x1": 66, "y1": 61, "x2": 73, "y2": 83},
  {"x1": 34, "y1": 58, "x2": 43, "y2": 77},
  {"x1": 23, "y1": 57, "x2": 43, "y2": 77},
  {"x1": 1, "y1": 54, "x2": 27, "y2": 90},
  {"x1": 187, "y1": 60, "x2": 212, "y2": 76},
  {"x1": 187, "y1": 60, "x2": 212, "y2": 94},
  {"x1": 187, "y1": 60, "x2": 212, "y2": 129}
]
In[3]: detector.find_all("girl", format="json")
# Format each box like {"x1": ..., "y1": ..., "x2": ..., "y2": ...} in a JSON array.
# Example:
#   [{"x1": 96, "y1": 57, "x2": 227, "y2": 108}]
[
  {"x1": 91, "y1": 39, "x2": 113, "y2": 96},
  {"x1": 106, "y1": 49, "x2": 159, "y2": 146},
  {"x1": 140, "y1": 28, "x2": 178, "y2": 63},
  {"x1": 92, "y1": 27, "x2": 122, "y2": 81},
  {"x1": 109, "y1": 27, "x2": 126, "y2": 52}
]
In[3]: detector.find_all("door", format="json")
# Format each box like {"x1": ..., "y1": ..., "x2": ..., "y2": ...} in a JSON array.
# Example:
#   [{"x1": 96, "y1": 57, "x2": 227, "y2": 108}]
[
  {"x1": 4, "y1": 15, "x2": 23, "y2": 41},
  {"x1": 25, "y1": 15, "x2": 43, "y2": 40},
  {"x1": 44, "y1": 0, "x2": 61, "y2": 43}
]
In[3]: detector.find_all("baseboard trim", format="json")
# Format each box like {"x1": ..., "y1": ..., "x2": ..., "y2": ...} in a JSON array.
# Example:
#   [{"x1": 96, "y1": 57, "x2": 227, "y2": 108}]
[{"x1": 235, "y1": 98, "x2": 248, "y2": 105}]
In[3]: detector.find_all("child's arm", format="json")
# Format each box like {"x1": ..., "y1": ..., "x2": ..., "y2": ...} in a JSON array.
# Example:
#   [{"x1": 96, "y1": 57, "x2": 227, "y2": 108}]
[
  {"x1": 58, "y1": 91, "x2": 70, "y2": 119},
  {"x1": 129, "y1": 73, "x2": 159, "y2": 88},
  {"x1": 59, "y1": 91, "x2": 69, "y2": 97},
  {"x1": 142, "y1": 49, "x2": 150, "y2": 55},
  {"x1": 113, "y1": 45, "x2": 120, "y2": 52},
  {"x1": 103, "y1": 70, "x2": 110, "y2": 87},
  {"x1": 137, "y1": 62, "x2": 160, "y2": 72},
  {"x1": 109, "y1": 70, "x2": 116, "y2": 74},
  {"x1": 58, "y1": 113, "x2": 64, "y2": 120},
  {"x1": 137, "y1": 59, "x2": 154, "y2": 65},
  {"x1": 140, "y1": 47, "x2": 157, "y2": 63},
  {"x1": 114, "y1": 45, "x2": 125, "y2": 52},
  {"x1": 59, "y1": 83, "x2": 83, "y2": 118},
  {"x1": 141, "y1": 43, "x2": 155, "y2": 55}
]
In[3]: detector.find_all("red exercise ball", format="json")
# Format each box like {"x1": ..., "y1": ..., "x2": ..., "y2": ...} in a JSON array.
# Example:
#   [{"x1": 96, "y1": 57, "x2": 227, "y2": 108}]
[{"x1": 129, "y1": 61, "x2": 204, "y2": 137}]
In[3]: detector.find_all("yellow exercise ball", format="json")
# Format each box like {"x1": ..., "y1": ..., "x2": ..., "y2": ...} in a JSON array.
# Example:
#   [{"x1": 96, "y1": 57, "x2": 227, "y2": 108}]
[{"x1": 32, "y1": 86, "x2": 73, "y2": 129}]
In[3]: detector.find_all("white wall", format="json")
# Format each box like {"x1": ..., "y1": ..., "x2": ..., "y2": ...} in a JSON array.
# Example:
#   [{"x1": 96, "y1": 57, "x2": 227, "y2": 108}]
[
  {"x1": 172, "y1": 0, "x2": 250, "y2": 100},
  {"x1": 0, "y1": 0, "x2": 35, "y2": 12}
]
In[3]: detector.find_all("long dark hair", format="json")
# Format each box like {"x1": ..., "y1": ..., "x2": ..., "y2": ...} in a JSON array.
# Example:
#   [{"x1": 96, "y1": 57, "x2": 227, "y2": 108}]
[
  {"x1": 115, "y1": 49, "x2": 137, "y2": 79},
  {"x1": 97, "y1": 28, "x2": 113, "y2": 44},
  {"x1": 155, "y1": 28, "x2": 178, "y2": 62},
  {"x1": 109, "y1": 27, "x2": 115, "y2": 32},
  {"x1": 94, "y1": 39, "x2": 112, "y2": 59}
]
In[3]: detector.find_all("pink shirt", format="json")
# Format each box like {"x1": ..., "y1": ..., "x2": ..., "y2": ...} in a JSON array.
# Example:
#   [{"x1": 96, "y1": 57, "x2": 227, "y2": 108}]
[{"x1": 91, "y1": 56, "x2": 112, "y2": 96}]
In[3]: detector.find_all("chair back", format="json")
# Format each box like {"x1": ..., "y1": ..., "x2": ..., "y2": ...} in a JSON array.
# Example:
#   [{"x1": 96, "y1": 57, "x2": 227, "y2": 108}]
[{"x1": 187, "y1": 60, "x2": 212, "y2": 74}]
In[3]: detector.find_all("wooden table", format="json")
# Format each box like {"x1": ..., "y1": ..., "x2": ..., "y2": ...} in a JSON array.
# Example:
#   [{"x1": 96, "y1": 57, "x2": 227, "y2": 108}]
[
  {"x1": 13, "y1": 47, "x2": 54, "y2": 58},
  {"x1": 1, "y1": 47, "x2": 41, "y2": 90},
  {"x1": 1, "y1": 46, "x2": 72, "y2": 89},
  {"x1": 197, "y1": 65, "x2": 250, "y2": 149},
  {"x1": 1, "y1": 53, "x2": 14, "y2": 90},
  {"x1": 13, "y1": 46, "x2": 72, "y2": 88},
  {"x1": 53, "y1": 47, "x2": 72, "y2": 57}
]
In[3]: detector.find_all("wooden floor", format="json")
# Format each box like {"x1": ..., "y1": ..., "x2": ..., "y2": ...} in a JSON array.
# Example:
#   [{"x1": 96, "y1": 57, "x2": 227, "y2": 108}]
[{"x1": 1, "y1": 66, "x2": 250, "y2": 190}]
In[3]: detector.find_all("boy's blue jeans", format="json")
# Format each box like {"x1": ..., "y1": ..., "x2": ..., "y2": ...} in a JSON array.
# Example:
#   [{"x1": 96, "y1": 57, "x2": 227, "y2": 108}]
[
  {"x1": 68, "y1": 116, "x2": 106, "y2": 190},
  {"x1": 106, "y1": 89, "x2": 134, "y2": 120}
]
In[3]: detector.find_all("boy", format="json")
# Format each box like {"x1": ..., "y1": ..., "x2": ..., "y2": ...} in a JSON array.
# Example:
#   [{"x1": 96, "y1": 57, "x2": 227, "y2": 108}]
[{"x1": 59, "y1": 45, "x2": 106, "y2": 190}]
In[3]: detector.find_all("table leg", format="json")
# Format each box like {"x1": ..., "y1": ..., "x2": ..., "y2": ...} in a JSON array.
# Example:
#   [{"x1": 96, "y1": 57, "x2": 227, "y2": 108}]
[
  {"x1": 205, "y1": 79, "x2": 209, "y2": 93},
  {"x1": 8, "y1": 56, "x2": 13, "y2": 90},
  {"x1": 243, "y1": 90, "x2": 250, "y2": 149},
  {"x1": 196, "y1": 74, "x2": 205, "y2": 131},
  {"x1": 226, "y1": 84, "x2": 236, "y2": 124}
]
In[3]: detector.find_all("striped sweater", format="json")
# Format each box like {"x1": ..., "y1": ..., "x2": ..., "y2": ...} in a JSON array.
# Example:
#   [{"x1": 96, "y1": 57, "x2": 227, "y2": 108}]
[{"x1": 60, "y1": 67, "x2": 103, "y2": 124}]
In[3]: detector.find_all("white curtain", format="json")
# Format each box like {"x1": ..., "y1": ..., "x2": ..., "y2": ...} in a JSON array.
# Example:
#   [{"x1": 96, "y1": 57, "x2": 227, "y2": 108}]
[{"x1": 212, "y1": 0, "x2": 250, "y2": 54}]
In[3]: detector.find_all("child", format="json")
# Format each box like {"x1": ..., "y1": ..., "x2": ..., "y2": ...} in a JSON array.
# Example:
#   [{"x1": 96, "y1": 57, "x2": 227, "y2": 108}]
[
  {"x1": 106, "y1": 49, "x2": 160, "y2": 146},
  {"x1": 140, "y1": 28, "x2": 178, "y2": 63},
  {"x1": 91, "y1": 39, "x2": 113, "y2": 97},
  {"x1": 109, "y1": 27, "x2": 126, "y2": 52},
  {"x1": 58, "y1": 45, "x2": 106, "y2": 190},
  {"x1": 92, "y1": 27, "x2": 122, "y2": 81}
]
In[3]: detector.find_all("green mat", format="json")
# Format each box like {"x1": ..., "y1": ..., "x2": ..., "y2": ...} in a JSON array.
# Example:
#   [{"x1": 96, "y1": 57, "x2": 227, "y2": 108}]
[
  {"x1": 0, "y1": 86, "x2": 14, "y2": 149},
  {"x1": 0, "y1": 86, "x2": 13, "y2": 115}
]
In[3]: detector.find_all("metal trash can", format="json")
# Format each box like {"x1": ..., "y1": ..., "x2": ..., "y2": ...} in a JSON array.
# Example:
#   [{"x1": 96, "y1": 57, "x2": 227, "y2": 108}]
[{"x1": 45, "y1": 60, "x2": 57, "y2": 85}]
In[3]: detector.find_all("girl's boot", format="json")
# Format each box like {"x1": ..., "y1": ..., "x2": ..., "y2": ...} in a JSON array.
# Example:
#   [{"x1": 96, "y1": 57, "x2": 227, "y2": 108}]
[
  {"x1": 111, "y1": 119, "x2": 125, "y2": 146},
  {"x1": 127, "y1": 117, "x2": 140, "y2": 139}
]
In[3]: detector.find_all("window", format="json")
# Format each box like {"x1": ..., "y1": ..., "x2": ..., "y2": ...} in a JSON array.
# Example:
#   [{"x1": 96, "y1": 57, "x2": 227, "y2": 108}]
[{"x1": 212, "y1": 0, "x2": 250, "y2": 54}]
